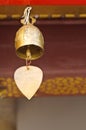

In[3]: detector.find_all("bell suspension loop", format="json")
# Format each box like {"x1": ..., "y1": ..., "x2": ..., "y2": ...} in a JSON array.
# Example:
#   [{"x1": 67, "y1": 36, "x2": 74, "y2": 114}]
[{"x1": 21, "y1": 6, "x2": 32, "y2": 25}]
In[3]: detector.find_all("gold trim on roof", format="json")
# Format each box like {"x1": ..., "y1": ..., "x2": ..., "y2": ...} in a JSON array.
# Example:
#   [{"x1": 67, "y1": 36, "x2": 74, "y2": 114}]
[
  {"x1": 0, "y1": 77, "x2": 86, "y2": 98},
  {"x1": 40, "y1": 77, "x2": 86, "y2": 96}
]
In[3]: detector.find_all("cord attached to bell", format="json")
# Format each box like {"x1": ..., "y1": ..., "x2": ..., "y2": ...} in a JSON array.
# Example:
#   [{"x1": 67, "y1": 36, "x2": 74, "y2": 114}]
[{"x1": 21, "y1": 6, "x2": 36, "y2": 25}]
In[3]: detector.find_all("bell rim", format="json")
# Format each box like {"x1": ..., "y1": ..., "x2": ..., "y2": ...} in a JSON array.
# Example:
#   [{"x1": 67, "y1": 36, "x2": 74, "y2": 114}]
[{"x1": 15, "y1": 44, "x2": 44, "y2": 60}]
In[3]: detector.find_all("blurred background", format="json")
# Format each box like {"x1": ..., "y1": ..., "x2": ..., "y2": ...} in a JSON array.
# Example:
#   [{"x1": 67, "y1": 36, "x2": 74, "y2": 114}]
[{"x1": 0, "y1": 3, "x2": 86, "y2": 130}]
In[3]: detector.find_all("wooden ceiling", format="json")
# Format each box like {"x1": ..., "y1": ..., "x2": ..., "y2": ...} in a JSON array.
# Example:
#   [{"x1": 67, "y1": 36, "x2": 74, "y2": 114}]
[
  {"x1": 0, "y1": 6, "x2": 86, "y2": 99},
  {"x1": 0, "y1": 6, "x2": 86, "y2": 19}
]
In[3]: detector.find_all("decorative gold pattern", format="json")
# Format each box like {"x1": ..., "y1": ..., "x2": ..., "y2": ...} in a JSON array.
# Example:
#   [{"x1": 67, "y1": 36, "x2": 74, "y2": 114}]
[
  {"x1": 0, "y1": 77, "x2": 86, "y2": 98},
  {"x1": 0, "y1": 78, "x2": 22, "y2": 98},
  {"x1": 39, "y1": 77, "x2": 86, "y2": 96}
]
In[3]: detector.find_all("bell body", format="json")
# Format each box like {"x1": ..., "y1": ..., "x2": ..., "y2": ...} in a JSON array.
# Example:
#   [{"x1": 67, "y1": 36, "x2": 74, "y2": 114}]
[{"x1": 15, "y1": 23, "x2": 44, "y2": 60}]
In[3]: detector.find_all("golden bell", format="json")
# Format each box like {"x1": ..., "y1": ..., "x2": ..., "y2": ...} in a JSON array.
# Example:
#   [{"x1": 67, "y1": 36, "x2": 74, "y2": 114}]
[{"x1": 15, "y1": 23, "x2": 44, "y2": 60}]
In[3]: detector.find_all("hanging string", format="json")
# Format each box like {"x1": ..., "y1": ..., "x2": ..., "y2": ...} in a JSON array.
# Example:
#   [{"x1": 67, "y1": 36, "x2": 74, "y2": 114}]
[
  {"x1": 20, "y1": 6, "x2": 36, "y2": 25},
  {"x1": 21, "y1": 6, "x2": 32, "y2": 25}
]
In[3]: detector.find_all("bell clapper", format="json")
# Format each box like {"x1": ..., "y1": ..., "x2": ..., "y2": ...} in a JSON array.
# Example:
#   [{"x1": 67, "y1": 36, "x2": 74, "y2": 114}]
[{"x1": 26, "y1": 48, "x2": 31, "y2": 70}]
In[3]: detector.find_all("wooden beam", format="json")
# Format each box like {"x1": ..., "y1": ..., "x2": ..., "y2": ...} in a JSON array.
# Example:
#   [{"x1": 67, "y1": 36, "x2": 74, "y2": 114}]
[{"x1": 1, "y1": 6, "x2": 86, "y2": 18}]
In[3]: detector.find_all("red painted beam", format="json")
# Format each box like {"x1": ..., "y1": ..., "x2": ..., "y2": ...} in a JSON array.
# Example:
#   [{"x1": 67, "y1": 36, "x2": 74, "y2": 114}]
[
  {"x1": 0, "y1": 0, "x2": 30, "y2": 5},
  {"x1": 0, "y1": 0, "x2": 86, "y2": 5},
  {"x1": 30, "y1": 0, "x2": 86, "y2": 5}
]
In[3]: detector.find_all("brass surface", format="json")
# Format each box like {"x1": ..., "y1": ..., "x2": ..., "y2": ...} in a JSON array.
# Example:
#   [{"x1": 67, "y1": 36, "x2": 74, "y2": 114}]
[{"x1": 15, "y1": 23, "x2": 44, "y2": 60}]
